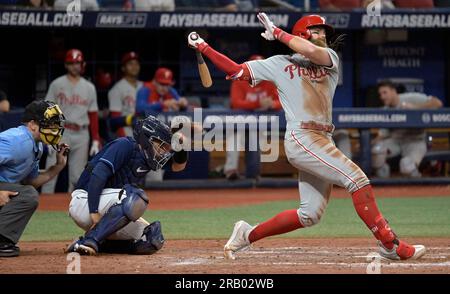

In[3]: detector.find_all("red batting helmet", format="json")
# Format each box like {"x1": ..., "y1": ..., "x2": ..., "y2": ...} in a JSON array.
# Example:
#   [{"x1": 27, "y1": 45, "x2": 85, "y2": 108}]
[
  {"x1": 121, "y1": 51, "x2": 139, "y2": 65},
  {"x1": 291, "y1": 15, "x2": 334, "y2": 40},
  {"x1": 65, "y1": 49, "x2": 84, "y2": 63},
  {"x1": 154, "y1": 67, "x2": 174, "y2": 85}
]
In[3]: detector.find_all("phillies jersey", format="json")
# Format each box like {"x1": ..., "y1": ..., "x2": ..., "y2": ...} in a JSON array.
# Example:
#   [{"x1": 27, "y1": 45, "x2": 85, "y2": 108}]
[
  {"x1": 108, "y1": 78, "x2": 143, "y2": 117},
  {"x1": 45, "y1": 75, "x2": 98, "y2": 126},
  {"x1": 245, "y1": 48, "x2": 339, "y2": 129}
]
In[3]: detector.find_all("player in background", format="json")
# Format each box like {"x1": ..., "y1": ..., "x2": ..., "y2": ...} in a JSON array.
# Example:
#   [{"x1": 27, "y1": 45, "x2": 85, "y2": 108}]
[
  {"x1": 66, "y1": 115, "x2": 189, "y2": 255},
  {"x1": 225, "y1": 54, "x2": 281, "y2": 180},
  {"x1": 136, "y1": 67, "x2": 188, "y2": 114},
  {"x1": 187, "y1": 13, "x2": 426, "y2": 261},
  {"x1": 42, "y1": 49, "x2": 101, "y2": 193},
  {"x1": 0, "y1": 100, "x2": 68, "y2": 257},
  {"x1": 372, "y1": 80, "x2": 443, "y2": 178},
  {"x1": 108, "y1": 51, "x2": 143, "y2": 138}
]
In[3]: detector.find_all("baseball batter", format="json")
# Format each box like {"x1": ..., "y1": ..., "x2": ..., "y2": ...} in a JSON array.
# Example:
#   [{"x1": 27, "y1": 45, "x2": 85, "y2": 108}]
[
  {"x1": 66, "y1": 115, "x2": 189, "y2": 255},
  {"x1": 188, "y1": 13, "x2": 426, "y2": 261},
  {"x1": 108, "y1": 51, "x2": 143, "y2": 138},
  {"x1": 372, "y1": 80, "x2": 443, "y2": 178},
  {"x1": 42, "y1": 49, "x2": 101, "y2": 193}
]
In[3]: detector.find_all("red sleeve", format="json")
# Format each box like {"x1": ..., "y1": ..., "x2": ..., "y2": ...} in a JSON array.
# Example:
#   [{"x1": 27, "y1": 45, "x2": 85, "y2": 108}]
[
  {"x1": 230, "y1": 81, "x2": 260, "y2": 110},
  {"x1": 110, "y1": 111, "x2": 126, "y2": 137},
  {"x1": 199, "y1": 43, "x2": 251, "y2": 81},
  {"x1": 88, "y1": 111, "x2": 101, "y2": 141}
]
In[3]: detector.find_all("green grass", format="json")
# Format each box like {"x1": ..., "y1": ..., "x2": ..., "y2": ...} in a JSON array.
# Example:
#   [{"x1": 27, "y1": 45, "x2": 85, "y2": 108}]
[{"x1": 22, "y1": 197, "x2": 450, "y2": 241}]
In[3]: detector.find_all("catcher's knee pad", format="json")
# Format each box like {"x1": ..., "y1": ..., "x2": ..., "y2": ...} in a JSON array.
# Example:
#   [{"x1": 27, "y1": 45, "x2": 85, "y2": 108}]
[
  {"x1": 132, "y1": 221, "x2": 165, "y2": 255},
  {"x1": 371, "y1": 143, "x2": 388, "y2": 169},
  {"x1": 84, "y1": 185, "x2": 149, "y2": 245},
  {"x1": 399, "y1": 156, "x2": 417, "y2": 176},
  {"x1": 121, "y1": 184, "x2": 149, "y2": 221}
]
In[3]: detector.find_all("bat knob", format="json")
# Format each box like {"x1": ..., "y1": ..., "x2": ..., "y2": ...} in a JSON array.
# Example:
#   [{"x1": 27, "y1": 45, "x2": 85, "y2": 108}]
[{"x1": 190, "y1": 33, "x2": 199, "y2": 41}]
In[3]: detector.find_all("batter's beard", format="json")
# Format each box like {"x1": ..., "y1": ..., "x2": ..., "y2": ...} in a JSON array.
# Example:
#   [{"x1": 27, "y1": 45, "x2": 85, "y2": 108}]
[{"x1": 310, "y1": 38, "x2": 327, "y2": 48}]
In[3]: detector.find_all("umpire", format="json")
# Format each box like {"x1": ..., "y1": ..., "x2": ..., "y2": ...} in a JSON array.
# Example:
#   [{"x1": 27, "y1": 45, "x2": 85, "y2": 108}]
[{"x1": 0, "y1": 100, "x2": 69, "y2": 257}]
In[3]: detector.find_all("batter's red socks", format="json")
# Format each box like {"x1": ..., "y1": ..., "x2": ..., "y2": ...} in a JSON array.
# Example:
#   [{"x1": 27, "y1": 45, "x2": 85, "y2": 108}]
[
  {"x1": 351, "y1": 185, "x2": 396, "y2": 249},
  {"x1": 248, "y1": 209, "x2": 303, "y2": 243}
]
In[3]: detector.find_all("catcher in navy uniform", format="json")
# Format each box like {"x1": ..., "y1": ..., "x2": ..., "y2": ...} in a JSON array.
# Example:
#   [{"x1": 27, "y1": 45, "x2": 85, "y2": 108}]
[{"x1": 67, "y1": 115, "x2": 189, "y2": 255}]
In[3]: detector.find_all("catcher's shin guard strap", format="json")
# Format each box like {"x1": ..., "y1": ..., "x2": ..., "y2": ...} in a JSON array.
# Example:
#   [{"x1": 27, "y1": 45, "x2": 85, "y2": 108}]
[{"x1": 85, "y1": 185, "x2": 149, "y2": 244}]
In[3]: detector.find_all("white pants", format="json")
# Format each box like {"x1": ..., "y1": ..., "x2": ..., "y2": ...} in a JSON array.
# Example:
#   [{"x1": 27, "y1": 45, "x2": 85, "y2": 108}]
[
  {"x1": 285, "y1": 129, "x2": 370, "y2": 227},
  {"x1": 42, "y1": 128, "x2": 89, "y2": 193},
  {"x1": 69, "y1": 188, "x2": 148, "y2": 240}
]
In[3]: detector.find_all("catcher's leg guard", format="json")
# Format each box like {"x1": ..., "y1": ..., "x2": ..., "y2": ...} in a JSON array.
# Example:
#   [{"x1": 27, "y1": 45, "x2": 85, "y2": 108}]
[
  {"x1": 132, "y1": 221, "x2": 165, "y2": 255},
  {"x1": 71, "y1": 185, "x2": 148, "y2": 254},
  {"x1": 98, "y1": 221, "x2": 164, "y2": 255}
]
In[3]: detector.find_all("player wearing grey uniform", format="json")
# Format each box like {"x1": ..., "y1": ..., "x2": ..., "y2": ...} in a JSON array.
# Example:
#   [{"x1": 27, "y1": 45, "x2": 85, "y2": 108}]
[
  {"x1": 42, "y1": 49, "x2": 101, "y2": 193},
  {"x1": 188, "y1": 13, "x2": 426, "y2": 261},
  {"x1": 372, "y1": 81, "x2": 443, "y2": 178},
  {"x1": 108, "y1": 52, "x2": 143, "y2": 138}
]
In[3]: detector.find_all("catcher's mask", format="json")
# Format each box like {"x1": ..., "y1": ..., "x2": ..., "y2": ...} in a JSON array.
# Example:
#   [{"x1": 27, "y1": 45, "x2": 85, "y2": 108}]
[
  {"x1": 133, "y1": 115, "x2": 173, "y2": 171},
  {"x1": 22, "y1": 100, "x2": 66, "y2": 149}
]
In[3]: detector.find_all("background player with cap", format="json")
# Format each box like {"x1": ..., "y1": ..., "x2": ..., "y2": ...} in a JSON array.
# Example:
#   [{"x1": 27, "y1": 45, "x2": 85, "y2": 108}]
[
  {"x1": 0, "y1": 100, "x2": 68, "y2": 257},
  {"x1": 108, "y1": 52, "x2": 143, "y2": 138},
  {"x1": 42, "y1": 49, "x2": 101, "y2": 193},
  {"x1": 188, "y1": 12, "x2": 426, "y2": 261},
  {"x1": 136, "y1": 67, "x2": 188, "y2": 114},
  {"x1": 371, "y1": 80, "x2": 442, "y2": 178},
  {"x1": 66, "y1": 115, "x2": 189, "y2": 255}
]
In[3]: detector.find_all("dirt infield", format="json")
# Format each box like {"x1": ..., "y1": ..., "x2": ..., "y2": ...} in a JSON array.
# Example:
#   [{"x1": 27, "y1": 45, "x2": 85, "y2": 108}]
[
  {"x1": 2, "y1": 186, "x2": 449, "y2": 274},
  {"x1": 38, "y1": 186, "x2": 450, "y2": 211},
  {"x1": 1, "y1": 238, "x2": 449, "y2": 274}
]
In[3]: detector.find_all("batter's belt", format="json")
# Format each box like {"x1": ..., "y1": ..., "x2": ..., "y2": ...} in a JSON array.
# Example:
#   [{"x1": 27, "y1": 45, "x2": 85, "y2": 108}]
[{"x1": 299, "y1": 121, "x2": 335, "y2": 133}]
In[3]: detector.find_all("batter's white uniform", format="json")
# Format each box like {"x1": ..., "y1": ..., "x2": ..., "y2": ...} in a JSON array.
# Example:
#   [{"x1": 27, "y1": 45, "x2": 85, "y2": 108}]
[
  {"x1": 42, "y1": 75, "x2": 98, "y2": 193},
  {"x1": 372, "y1": 92, "x2": 431, "y2": 177},
  {"x1": 246, "y1": 50, "x2": 369, "y2": 227},
  {"x1": 108, "y1": 78, "x2": 143, "y2": 137},
  {"x1": 69, "y1": 189, "x2": 147, "y2": 240}
]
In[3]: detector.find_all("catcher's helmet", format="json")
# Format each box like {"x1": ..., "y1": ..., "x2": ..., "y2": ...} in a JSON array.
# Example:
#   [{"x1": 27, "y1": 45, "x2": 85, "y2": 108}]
[
  {"x1": 22, "y1": 100, "x2": 66, "y2": 148},
  {"x1": 65, "y1": 49, "x2": 84, "y2": 63},
  {"x1": 133, "y1": 115, "x2": 173, "y2": 171},
  {"x1": 292, "y1": 15, "x2": 334, "y2": 40}
]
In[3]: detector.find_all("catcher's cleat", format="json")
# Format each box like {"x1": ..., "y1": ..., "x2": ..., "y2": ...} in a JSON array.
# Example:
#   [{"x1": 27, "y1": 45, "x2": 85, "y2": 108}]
[
  {"x1": 377, "y1": 240, "x2": 426, "y2": 261},
  {"x1": 224, "y1": 220, "x2": 253, "y2": 260},
  {"x1": 66, "y1": 237, "x2": 98, "y2": 256}
]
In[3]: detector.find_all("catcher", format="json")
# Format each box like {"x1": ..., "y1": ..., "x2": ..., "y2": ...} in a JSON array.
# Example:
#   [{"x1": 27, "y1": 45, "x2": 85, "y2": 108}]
[{"x1": 67, "y1": 115, "x2": 190, "y2": 255}]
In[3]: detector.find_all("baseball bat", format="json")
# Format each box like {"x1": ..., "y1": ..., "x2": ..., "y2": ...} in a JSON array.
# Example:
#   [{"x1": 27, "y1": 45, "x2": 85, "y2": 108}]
[{"x1": 195, "y1": 50, "x2": 213, "y2": 88}]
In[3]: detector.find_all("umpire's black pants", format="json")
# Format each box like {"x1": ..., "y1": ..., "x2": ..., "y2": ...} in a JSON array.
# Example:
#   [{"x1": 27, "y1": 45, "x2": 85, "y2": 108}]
[{"x1": 0, "y1": 183, "x2": 39, "y2": 244}]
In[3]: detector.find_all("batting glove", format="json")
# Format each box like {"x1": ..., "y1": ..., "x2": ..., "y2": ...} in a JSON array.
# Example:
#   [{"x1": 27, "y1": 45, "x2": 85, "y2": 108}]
[
  {"x1": 257, "y1": 12, "x2": 276, "y2": 41},
  {"x1": 188, "y1": 32, "x2": 206, "y2": 49}
]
